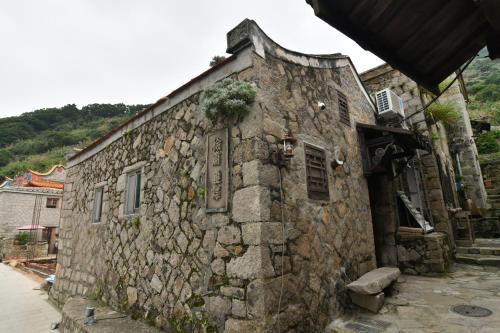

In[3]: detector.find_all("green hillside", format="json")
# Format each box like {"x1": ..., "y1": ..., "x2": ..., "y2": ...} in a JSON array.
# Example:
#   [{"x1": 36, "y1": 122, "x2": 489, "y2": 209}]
[
  {"x1": 463, "y1": 49, "x2": 500, "y2": 125},
  {"x1": 0, "y1": 104, "x2": 149, "y2": 179}
]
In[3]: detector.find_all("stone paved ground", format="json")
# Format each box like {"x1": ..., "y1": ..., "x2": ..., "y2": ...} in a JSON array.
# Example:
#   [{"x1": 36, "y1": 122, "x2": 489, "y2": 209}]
[
  {"x1": 329, "y1": 264, "x2": 500, "y2": 332},
  {"x1": 0, "y1": 263, "x2": 60, "y2": 333}
]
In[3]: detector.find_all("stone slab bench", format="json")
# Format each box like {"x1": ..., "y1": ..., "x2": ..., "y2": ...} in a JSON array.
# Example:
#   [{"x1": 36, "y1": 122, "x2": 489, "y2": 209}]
[
  {"x1": 60, "y1": 297, "x2": 161, "y2": 333},
  {"x1": 347, "y1": 267, "x2": 401, "y2": 313}
]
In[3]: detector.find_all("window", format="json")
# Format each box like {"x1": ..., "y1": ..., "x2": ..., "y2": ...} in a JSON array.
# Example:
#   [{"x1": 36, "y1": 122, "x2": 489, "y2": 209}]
[
  {"x1": 305, "y1": 144, "x2": 330, "y2": 200},
  {"x1": 337, "y1": 90, "x2": 350, "y2": 126},
  {"x1": 125, "y1": 169, "x2": 142, "y2": 215},
  {"x1": 46, "y1": 198, "x2": 59, "y2": 208},
  {"x1": 93, "y1": 187, "x2": 104, "y2": 223}
]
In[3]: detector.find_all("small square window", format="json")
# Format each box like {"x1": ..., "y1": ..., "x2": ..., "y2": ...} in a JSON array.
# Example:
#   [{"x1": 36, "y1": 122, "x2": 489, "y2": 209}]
[
  {"x1": 337, "y1": 91, "x2": 350, "y2": 126},
  {"x1": 46, "y1": 198, "x2": 59, "y2": 208},
  {"x1": 125, "y1": 169, "x2": 142, "y2": 215},
  {"x1": 305, "y1": 144, "x2": 330, "y2": 200},
  {"x1": 93, "y1": 187, "x2": 104, "y2": 223}
]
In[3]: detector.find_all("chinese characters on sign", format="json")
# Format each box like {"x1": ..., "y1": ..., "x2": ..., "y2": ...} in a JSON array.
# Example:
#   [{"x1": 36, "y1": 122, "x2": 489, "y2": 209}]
[{"x1": 206, "y1": 129, "x2": 228, "y2": 212}]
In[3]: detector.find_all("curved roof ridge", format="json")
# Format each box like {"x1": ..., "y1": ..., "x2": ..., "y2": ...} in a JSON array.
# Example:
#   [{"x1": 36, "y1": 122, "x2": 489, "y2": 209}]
[{"x1": 28, "y1": 164, "x2": 65, "y2": 176}]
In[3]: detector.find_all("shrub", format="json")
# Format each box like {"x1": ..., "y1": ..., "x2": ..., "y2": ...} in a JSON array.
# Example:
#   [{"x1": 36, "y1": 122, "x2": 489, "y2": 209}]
[
  {"x1": 209, "y1": 56, "x2": 226, "y2": 67},
  {"x1": 200, "y1": 79, "x2": 256, "y2": 123},
  {"x1": 16, "y1": 232, "x2": 29, "y2": 245},
  {"x1": 424, "y1": 102, "x2": 458, "y2": 126},
  {"x1": 476, "y1": 131, "x2": 500, "y2": 155}
]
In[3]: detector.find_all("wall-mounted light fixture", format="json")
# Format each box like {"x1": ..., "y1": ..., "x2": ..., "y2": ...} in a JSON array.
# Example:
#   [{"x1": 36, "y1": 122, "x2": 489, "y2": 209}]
[
  {"x1": 271, "y1": 131, "x2": 297, "y2": 167},
  {"x1": 331, "y1": 146, "x2": 345, "y2": 169}
]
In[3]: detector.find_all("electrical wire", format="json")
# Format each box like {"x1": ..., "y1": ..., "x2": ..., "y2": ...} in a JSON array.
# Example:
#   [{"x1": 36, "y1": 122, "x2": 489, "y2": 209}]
[{"x1": 400, "y1": 55, "x2": 476, "y2": 125}]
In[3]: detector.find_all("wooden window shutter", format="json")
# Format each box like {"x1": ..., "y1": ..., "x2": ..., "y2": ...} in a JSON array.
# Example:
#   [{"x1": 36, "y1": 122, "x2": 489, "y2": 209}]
[{"x1": 305, "y1": 144, "x2": 330, "y2": 200}]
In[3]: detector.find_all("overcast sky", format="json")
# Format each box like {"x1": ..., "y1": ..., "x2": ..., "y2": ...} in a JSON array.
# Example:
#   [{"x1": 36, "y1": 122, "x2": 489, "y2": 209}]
[{"x1": 0, "y1": 0, "x2": 383, "y2": 118}]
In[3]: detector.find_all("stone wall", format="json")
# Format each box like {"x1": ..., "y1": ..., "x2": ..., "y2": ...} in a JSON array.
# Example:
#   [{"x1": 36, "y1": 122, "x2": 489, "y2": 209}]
[
  {"x1": 440, "y1": 82, "x2": 488, "y2": 210},
  {"x1": 1, "y1": 242, "x2": 49, "y2": 260},
  {"x1": 360, "y1": 64, "x2": 458, "y2": 238},
  {"x1": 249, "y1": 51, "x2": 377, "y2": 331},
  {"x1": 52, "y1": 20, "x2": 378, "y2": 332},
  {"x1": 397, "y1": 232, "x2": 452, "y2": 275}
]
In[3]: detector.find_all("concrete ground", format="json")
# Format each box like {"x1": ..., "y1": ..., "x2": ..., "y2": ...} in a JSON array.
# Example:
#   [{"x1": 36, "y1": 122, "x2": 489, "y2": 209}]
[
  {"x1": 0, "y1": 263, "x2": 61, "y2": 333},
  {"x1": 330, "y1": 264, "x2": 500, "y2": 332}
]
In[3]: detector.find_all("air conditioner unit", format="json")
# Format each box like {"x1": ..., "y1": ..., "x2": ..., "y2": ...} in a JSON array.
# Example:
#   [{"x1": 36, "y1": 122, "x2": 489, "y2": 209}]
[{"x1": 375, "y1": 88, "x2": 405, "y2": 119}]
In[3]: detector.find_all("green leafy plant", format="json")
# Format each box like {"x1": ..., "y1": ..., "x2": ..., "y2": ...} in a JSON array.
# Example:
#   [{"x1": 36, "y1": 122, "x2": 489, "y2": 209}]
[
  {"x1": 16, "y1": 231, "x2": 29, "y2": 245},
  {"x1": 424, "y1": 102, "x2": 458, "y2": 126},
  {"x1": 209, "y1": 55, "x2": 226, "y2": 67},
  {"x1": 168, "y1": 312, "x2": 214, "y2": 333},
  {"x1": 476, "y1": 131, "x2": 500, "y2": 155},
  {"x1": 200, "y1": 79, "x2": 256, "y2": 123},
  {"x1": 197, "y1": 186, "x2": 205, "y2": 200},
  {"x1": 131, "y1": 216, "x2": 141, "y2": 228}
]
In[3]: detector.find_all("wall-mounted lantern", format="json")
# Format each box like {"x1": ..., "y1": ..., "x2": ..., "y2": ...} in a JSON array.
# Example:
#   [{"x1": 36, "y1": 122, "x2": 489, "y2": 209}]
[{"x1": 271, "y1": 131, "x2": 297, "y2": 167}]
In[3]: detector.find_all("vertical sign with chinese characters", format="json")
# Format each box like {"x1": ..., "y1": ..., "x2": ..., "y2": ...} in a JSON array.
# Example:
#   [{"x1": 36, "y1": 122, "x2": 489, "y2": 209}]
[{"x1": 206, "y1": 128, "x2": 229, "y2": 212}]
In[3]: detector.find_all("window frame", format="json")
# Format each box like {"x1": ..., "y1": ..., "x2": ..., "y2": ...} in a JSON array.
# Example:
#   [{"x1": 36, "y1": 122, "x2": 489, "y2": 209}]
[
  {"x1": 46, "y1": 197, "x2": 59, "y2": 208},
  {"x1": 304, "y1": 143, "x2": 330, "y2": 201},
  {"x1": 93, "y1": 186, "x2": 104, "y2": 224},
  {"x1": 337, "y1": 90, "x2": 350, "y2": 127},
  {"x1": 125, "y1": 168, "x2": 142, "y2": 215}
]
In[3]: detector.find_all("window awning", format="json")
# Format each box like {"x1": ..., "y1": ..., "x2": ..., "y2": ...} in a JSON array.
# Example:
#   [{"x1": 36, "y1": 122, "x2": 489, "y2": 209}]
[
  {"x1": 357, "y1": 123, "x2": 431, "y2": 175},
  {"x1": 306, "y1": 0, "x2": 500, "y2": 94}
]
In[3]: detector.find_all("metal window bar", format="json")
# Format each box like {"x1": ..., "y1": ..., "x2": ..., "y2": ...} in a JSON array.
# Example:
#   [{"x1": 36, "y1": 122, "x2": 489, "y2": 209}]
[{"x1": 337, "y1": 91, "x2": 350, "y2": 126}]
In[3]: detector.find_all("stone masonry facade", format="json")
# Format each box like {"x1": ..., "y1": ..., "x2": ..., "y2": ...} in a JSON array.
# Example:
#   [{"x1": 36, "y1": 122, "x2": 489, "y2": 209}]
[
  {"x1": 52, "y1": 20, "x2": 378, "y2": 332},
  {"x1": 360, "y1": 64, "x2": 460, "y2": 238}
]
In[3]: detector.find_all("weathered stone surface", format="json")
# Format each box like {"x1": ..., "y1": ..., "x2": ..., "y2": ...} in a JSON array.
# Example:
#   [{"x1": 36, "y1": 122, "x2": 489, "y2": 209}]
[
  {"x1": 347, "y1": 267, "x2": 401, "y2": 294},
  {"x1": 150, "y1": 274, "x2": 163, "y2": 293},
  {"x1": 211, "y1": 258, "x2": 226, "y2": 276},
  {"x1": 232, "y1": 186, "x2": 270, "y2": 223},
  {"x1": 221, "y1": 286, "x2": 245, "y2": 299},
  {"x1": 232, "y1": 299, "x2": 247, "y2": 318},
  {"x1": 242, "y1": 160, "x2": 279, "y2": 187},
  {"x1": 227, "y1": 246, "x2": 275, "y2": 279},
  {"x1": 349, "y1": 291, "x2": 385, "y2": 313},
  {"x1": 163, "y1": 136, "x2": 175, "y2": 155},
  {"x1": 217, "y1": 225, "x2": 241, "y2": 245},
  {"x1": 224, "y1": 318, "x2": 261, "y2": 333},
  {"x1": 205, "y1": 296, "x2": 231, "y2": 326},
  {"x1": 242, "y1": 222, "x2": 284, "y2": 245},
  {"x1": 127, "y1": 287, "x2": 138, "y2": 306}
]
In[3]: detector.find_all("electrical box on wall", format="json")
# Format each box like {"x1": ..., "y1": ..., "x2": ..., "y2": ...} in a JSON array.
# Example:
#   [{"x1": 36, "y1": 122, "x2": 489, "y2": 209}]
[{"x1": 375, "y1": 88, "x2": 405, "y2": 120}]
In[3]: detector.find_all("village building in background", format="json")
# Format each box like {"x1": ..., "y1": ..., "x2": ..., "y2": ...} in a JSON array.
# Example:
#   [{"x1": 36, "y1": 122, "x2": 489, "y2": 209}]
[
  {"x1": 0, "y1": 165, "x2": 65, "y2": 260},
  {"x1": 48, "y1": 20, "x2": 492, "y2": 332}
]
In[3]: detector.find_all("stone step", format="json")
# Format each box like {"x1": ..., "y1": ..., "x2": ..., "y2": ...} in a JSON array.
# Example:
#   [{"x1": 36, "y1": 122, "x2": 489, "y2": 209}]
[
  {"x1": 486, "y1": 188, "x2": 500, "y2": 195},
  {"x1": 456, "y1": 247, "x2": 500, "y2": 256},
  {"x1": 455, "y1": 254, "x2": 500, "y2": 267}
]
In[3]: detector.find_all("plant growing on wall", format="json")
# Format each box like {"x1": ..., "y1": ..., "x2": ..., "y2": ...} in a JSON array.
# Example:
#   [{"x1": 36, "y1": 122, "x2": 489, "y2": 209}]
[
  {"x1": 424, "y1": 102, "x2": 458, "y2": 126},
  {"x1": 200, "y1": 79, "x2": 256, "y2": 123},
  {"x1": 131, "y1": 216, "x2": 141, "y2": 228}
]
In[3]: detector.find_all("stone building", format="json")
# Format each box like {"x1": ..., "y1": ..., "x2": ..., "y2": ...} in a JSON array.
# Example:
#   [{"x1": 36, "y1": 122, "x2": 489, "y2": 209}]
[
  {"x1": 52, "y1": 20, "x2": 453, "y2": 332},
  {"x1": 361, "y1": 64, "x2": 487, "y2": 242},
  {"x1": 0, "y1": 165, "x2": 65, "y2": 258}
]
